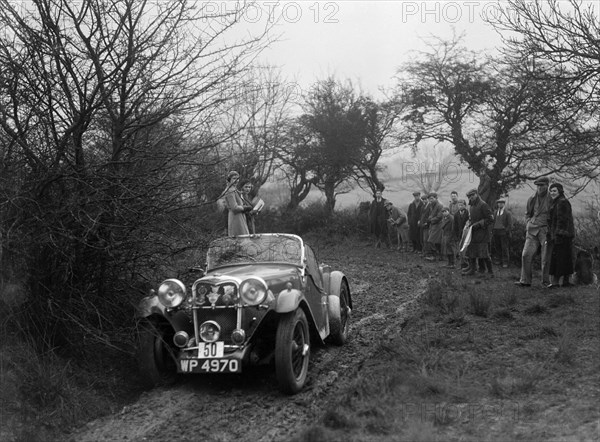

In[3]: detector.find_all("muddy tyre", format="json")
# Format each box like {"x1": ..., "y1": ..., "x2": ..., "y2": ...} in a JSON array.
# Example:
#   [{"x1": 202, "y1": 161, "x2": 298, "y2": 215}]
[
  {"x1": 328, "y1": 272, "x2": 351, "y2": 346},
  {"x1": 138, "y1": 322, "x2": 177, "y2": 388},
  {"x1": 275, "y1": 309, "x2": 310, "y2": 395}
]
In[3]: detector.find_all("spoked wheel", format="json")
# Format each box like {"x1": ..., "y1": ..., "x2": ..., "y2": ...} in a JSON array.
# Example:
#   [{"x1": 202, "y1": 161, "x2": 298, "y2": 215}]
[
  {"x1": 275, "y1": 309, "x2": 310, "y2": 394},
  {"x1": 137, "y1": 322, "x2": 177, "y2": 388},
  {"x1": 328, "y1": 272, "x2": 351, "y2": 345}
]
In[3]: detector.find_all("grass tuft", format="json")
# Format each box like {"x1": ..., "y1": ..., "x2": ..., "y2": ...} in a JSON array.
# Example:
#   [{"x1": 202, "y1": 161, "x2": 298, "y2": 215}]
[
  {"x1": 468, "y1": 290, "x2": 491, "y2": 317},
  {"x1": 555, "y1": 326, "x2": 577, "y2": 364},
  {"x1": 523, "y1": 303, "x2": 548, "y2": 315},
  {"x1": 492, "y1": 308, "x2": 515, "y2": 320},
  {"x1": 546, "y1": 293, "x2": 576, "y2": 308}
]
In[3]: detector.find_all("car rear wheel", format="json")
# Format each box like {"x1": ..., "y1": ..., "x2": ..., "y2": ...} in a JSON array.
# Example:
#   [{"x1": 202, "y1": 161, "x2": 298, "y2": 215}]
[
  {"x1": 328, "y1": 273, "x2": 350, "y2": 345},
  {"x1": 138, "y1": 322, "x2": 177, "y2": 387},
  {"x1": 275, "y1": 308, "x2": 310, "y2": 394}
]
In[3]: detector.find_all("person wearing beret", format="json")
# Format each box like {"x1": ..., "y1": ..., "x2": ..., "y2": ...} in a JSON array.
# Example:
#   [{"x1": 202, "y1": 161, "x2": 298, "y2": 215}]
[
  {"x1": 546, "y1": 183, "x2": 575, "y2": 287},
  {"x1": 462, "y1": 189, "x2": 494, "y2": 276},
  {"x1": 492, "y1": 199, "x2": 513, "y2": 268},
  {"x1": 515, "y1": 176, "x2": 552, "y2": 287}
]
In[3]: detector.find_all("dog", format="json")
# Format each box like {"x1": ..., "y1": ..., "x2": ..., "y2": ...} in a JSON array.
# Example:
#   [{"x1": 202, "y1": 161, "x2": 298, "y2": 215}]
[{"x1": 572, "y1": 248, "x2": 598, "y2": 285}]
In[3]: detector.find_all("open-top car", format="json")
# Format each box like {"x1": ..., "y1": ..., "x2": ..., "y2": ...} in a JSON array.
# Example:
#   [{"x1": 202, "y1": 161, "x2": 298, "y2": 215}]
[{"x1": 136, "y1": 233, "x2": 352, "y2": 394}]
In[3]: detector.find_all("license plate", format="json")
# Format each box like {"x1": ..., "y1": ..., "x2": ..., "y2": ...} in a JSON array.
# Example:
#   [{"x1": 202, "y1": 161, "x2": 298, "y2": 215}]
[
  {"x1": 179, "y1": 358, "x2": 241, "y2": 373},
  {"x1": 198, "y1": 342, "x2": 224, "y2": 358}
]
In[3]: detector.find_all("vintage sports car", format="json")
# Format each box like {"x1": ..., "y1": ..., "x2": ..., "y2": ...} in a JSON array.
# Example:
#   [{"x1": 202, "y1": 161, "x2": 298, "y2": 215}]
[{"x1": 136, "y1": 233, "x2": 352, "y2": 394}]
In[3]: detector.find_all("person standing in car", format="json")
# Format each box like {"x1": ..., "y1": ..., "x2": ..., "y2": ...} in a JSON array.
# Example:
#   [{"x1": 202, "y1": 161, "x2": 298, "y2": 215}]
[{"x1": 223, "y1": 171, "x2": 251, "y2": 237}]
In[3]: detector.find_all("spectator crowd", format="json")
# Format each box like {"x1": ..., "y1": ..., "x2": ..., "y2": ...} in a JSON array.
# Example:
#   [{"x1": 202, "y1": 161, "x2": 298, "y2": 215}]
[{"x1": 368, "y1": 179, "x2": 579, "y2": 288}]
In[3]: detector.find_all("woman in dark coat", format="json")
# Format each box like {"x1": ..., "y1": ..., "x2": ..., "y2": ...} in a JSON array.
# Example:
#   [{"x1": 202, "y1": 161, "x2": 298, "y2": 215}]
[
  {"x1": 369, "y1": 189, "x2": 389, "y2": 248},
  {"x1": 547, "y1": 183, "x2": 575, "y2": 287}
]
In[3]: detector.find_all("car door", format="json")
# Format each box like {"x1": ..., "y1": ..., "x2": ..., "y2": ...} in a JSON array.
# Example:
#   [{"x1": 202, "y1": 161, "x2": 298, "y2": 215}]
[{"x1": 303, "y1": 245, "x2": 328, "y2": 336}]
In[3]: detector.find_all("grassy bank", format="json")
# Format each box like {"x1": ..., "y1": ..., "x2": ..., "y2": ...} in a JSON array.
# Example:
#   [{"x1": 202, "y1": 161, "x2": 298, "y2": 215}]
[{"x1": 295, "y1": 267, "x2": 600, "y2": 441}]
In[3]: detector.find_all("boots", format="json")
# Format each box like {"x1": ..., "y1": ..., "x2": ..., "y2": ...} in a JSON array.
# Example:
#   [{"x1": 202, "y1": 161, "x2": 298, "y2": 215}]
[
  {"x1": 484, "y1": 258, "x2": 494, "y2": 278},
  {"x1": 462, "y1": 259, "x2": 477, "y2": 275}
]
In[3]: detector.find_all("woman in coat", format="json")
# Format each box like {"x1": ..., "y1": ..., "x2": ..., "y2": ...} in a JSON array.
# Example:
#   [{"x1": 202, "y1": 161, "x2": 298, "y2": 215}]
[
  {"x1": 546, "y1": 183, "x2": 575, "y2": 287},
  {"x1": 223, "y1": 171, "x2": 251, "y2": 237}
]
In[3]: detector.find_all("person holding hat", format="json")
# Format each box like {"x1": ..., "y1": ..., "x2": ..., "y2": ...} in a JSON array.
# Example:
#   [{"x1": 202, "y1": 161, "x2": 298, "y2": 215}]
[
  {"x1": 492, "y1": 198, "x2": 513, "y2": 268},
  {"x1": 386, "y1": 201, "x2": 409, "y2": 251},
  {"x1": 407, "y1": 191, "x2": 423, "y2": 252},
  {"x1": 369, "y1": 188, "x2": 390, "y2": 248},
  {"x1": 515, "y1": 176, "x2": 552, "y2": 287},
  {"x1": 462, "y1": 189, "x2": 494, "y2": 276},
  {"x1": 546, "y1": 182, "x2": 575, "y2": 287}
]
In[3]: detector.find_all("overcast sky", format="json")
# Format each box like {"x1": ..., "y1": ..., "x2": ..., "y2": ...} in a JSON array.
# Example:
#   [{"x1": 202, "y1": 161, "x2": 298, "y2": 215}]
[{"x1": 251, "y1": 1, "x2": 505, "y2": 96}]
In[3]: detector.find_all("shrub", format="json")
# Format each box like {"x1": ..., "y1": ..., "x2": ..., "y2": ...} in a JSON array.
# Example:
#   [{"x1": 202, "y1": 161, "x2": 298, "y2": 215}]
[{"x1": 265, "y1": 202, "x2": 365, "y2": 239}]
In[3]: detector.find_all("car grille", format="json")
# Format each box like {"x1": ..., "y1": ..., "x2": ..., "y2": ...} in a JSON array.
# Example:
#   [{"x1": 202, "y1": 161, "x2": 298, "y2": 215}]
[{"x1": 195, "y1": 308, "x2": 238, "y2": 344}]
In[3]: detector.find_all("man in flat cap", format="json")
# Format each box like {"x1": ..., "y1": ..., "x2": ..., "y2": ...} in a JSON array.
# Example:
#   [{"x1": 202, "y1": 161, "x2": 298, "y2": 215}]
[
  {"x1": 515, "y1": 176, "x2": 552, "y2": 287},
  {"x1": 492, "y1": 198, "x2": 513, "y2": 268},
  {"x1": 407, "y1": 191, "x2": 423, "y2": 252},
  {"x1": 462, "y1": 189, "x2": 494, "y2": 276}
]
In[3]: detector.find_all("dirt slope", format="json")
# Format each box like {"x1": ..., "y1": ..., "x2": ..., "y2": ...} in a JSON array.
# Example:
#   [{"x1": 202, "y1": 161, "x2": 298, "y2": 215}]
[{"x1": 68, "y1": 242, "x2": 425, "y2": 442}]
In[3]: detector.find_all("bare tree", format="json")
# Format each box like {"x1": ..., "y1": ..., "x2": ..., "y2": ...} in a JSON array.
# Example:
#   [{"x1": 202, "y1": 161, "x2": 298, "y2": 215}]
[
  {"x1": 352, "y1": 97, "x2": 404, "y2": 194},
  {"x1": 0, "y1": 0, "x2": 271, "y2": 348},
  {"x1": 488, "y1": 0, "x2": 600, "y2": 101},
  {"x1": 219, "y1": 65, "x2": 299, "y2": 191},
  {"x1": 397, "y1": 34, "x2": 598, "y2": 206}
]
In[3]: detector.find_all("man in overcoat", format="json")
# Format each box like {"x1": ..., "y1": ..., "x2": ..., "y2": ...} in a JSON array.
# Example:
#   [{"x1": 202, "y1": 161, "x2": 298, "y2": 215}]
[
  {"x1": 426, "y1": 192, "x2": 443, "y2": 261},
  {"x1": 463, "y1": 189, "x2": 494, "y2": 276},
  {"x1": 407, "y1": 191, "x2": 423, "y2": 252},
  {"x1": 369, "y1": 189, "x2": 389, "y2": 248}
]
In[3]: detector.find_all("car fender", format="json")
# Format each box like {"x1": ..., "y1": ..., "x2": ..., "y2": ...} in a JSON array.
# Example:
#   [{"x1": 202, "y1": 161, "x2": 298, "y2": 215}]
[
  {"x1": 274, "y1": 288, "x2": 304, "y2": 313},
  {"x1": 137, "y1": 295, "x2": 191, "y2": 332}
]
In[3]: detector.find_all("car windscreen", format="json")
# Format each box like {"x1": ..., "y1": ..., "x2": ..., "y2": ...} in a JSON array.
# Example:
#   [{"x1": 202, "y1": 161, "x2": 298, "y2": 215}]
[{"x1": 207, "y1": 235, "x2": 303, "y2": 270}]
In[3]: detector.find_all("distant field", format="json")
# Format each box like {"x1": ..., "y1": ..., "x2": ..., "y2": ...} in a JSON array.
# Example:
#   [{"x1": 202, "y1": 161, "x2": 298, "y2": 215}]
[{"x1": 262, "y1": 154, "x2": 599, "y2": 219}]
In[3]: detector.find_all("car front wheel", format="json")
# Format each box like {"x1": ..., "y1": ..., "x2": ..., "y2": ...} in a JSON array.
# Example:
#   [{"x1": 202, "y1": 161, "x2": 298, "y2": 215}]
[
  {"x1": 275, "y1": 308, "x2": 310, "y2": 394},
  {"x1": 137, "y1": 321, "x2": 177, "y2": 388}
]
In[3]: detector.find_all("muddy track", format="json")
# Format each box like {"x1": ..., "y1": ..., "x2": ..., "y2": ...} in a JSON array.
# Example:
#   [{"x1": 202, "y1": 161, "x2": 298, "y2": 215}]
[{"x1": 68, "y1": 245, "x2": 428, "y2": 442}]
